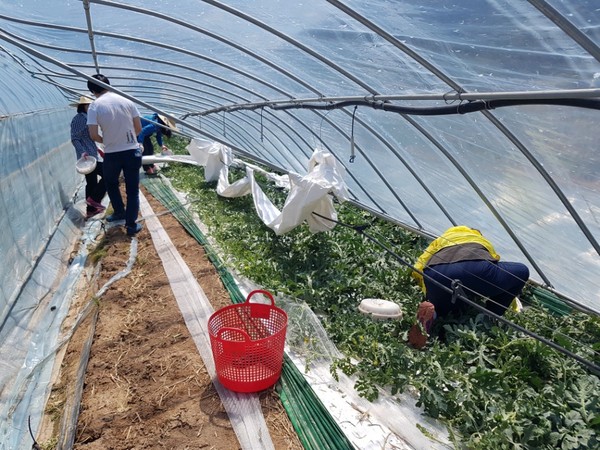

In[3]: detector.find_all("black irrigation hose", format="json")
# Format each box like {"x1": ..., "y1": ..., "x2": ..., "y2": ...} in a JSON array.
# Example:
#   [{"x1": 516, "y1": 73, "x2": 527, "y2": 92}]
[
  {"x1": 28, "y1": 416, "x2": 40, "y2": 450},
  {"x1": 141, "y1": 177, "x2": 354, "y2": 449},
  {"x1": 272, "y1": 97, "x2": 600, "y2": 115},
  {"x1": 313, "y1": 212, "x2": 600, "y2": 376}
]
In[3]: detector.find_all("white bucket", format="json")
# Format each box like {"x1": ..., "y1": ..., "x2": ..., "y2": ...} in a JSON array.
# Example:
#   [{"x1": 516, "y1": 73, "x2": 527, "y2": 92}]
[{"x1": 76, "y1": 155, "x2": 97, "y2": 174}]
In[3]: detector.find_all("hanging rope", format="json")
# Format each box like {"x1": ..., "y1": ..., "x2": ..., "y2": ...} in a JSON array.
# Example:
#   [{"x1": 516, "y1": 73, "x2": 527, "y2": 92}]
[
  {"x1": 349, "y1": 106, "x2": 357, "y2": 163},
  {"x1": 260, "y1": 107, "x2": 264, "y2": 142}
]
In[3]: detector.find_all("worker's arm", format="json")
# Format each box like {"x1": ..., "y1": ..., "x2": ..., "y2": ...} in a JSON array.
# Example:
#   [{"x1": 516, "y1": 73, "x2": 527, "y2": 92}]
[
  {"x1": 88, "y1": 124, "x2": 103, "y2": 144},
  {"x1": 133, "y1": 116, "x2": 142, "y2": 136}
]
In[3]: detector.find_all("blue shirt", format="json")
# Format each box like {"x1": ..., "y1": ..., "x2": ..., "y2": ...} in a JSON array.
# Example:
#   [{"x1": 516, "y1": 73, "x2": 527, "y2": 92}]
[
  {"x1": 71, "y1": 112, "x2": 99, "y2": 159},
  {"x1": 137, "y1": 113, "x2": 164, "y2": 147}
]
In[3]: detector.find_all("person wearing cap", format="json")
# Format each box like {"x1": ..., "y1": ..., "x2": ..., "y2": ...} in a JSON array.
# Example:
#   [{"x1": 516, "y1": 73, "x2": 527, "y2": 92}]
[
  {"x1": 137, "y1": 113, "x2": 176, "y2": 175},
  {"x1": 70, "y1": 95, "x2": 106, "y2": 219},
  {"x1": 87, "y1": 73, "x2": 144, "y2": 236},
  {"x1": 408, "y1": 225, "x2": 530, "y2": 349}
]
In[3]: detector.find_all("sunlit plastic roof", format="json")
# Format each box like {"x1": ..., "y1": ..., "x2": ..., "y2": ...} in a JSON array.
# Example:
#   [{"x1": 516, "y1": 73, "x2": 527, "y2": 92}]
[{"x1": 1, "y1": 0, "x2": 599, "y2": 312}]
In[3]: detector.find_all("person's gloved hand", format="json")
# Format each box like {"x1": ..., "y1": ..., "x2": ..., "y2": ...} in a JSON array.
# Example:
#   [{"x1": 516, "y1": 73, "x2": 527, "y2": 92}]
[{"x1": 82, "y1": 152, "x2": 89, "y2": 159}]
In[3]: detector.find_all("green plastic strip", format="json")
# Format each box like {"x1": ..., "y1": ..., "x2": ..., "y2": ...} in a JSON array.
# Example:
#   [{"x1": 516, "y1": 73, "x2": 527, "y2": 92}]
[{"x1": 525, "y1": 285, "x2": 572, "y2": 316}]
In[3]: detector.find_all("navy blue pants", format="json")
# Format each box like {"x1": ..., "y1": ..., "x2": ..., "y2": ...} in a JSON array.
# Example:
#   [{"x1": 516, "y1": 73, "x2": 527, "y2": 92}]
[
  {"x1": 102, "y1": 148, "x2": 142, "y2": 228},
  {"x1": 423, "y1": 260, "x2": 529, "y2": 317},
  {"x1": 141, "y1": 135, "x2": 156, "y2": 172}
]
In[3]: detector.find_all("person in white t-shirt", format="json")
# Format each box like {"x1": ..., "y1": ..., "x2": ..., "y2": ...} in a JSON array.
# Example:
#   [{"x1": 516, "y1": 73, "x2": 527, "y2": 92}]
[{"x1": 87, "y1": 74, "x2": 144, "y2": 236}]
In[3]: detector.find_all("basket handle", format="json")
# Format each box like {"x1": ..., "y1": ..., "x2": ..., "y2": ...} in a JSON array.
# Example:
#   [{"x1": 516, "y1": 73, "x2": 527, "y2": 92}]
[
  {"x1": 246, "y1": 289, "x2": 275, "y2": 306},
  {"x1": 246, "y1": 290, "x2": 276, "y2": 319},
  {"x1": 217, "y1": 327, "x2": 251, "y2": 342}
]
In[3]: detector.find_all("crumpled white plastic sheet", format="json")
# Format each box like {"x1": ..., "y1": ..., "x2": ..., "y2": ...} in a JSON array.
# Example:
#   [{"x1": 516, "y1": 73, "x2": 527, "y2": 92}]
[{"x1": 185, "y1": 138, "x2": 349, "y2": 235}]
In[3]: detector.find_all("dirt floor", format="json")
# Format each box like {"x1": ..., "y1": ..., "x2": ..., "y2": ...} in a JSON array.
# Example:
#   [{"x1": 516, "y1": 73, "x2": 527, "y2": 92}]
[{"x1": 43, "y1": 184, "x2": 303, "y2": 450}]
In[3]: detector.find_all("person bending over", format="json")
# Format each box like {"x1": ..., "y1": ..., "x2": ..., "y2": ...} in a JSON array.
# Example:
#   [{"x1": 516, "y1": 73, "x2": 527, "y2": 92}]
[
  {"x1": 137, "y1": 113, "x2": 176, "y2": 175},
  {"x1": 408, "y1": 225, "x2": 529, "y2": 349}
]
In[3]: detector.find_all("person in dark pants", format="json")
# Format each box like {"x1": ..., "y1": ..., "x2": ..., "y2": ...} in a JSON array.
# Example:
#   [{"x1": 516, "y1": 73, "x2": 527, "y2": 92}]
[
  {"x1": 137, "y1": 113, "x2": 176, "y2": 175},
  {"x1": 70, "y1": 96, "x2": 106, "y2": 219},
  {"x1": 86, "y1": 74, "x2": 144, "y2": 236},
  {"x1": 408, "y1": 225, "x2": 529, "y2": 349}
]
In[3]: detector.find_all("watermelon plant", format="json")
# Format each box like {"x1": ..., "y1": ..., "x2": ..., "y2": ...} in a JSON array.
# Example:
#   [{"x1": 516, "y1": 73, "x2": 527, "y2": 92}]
[{"x1": 161, "y1": 137, "x2": 600, "y2": 450}]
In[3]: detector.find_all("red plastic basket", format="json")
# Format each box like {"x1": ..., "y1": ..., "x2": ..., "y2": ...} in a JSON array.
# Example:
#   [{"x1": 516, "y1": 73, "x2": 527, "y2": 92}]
[{"x1": 208, "y1": 290, "x2": 288, "y2": 393}]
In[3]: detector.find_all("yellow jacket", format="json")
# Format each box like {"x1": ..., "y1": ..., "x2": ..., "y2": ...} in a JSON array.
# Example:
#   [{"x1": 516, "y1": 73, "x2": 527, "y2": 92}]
[{"x1": 413, "y1": 226, "x2": 500, "y2": 293}]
